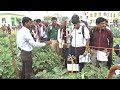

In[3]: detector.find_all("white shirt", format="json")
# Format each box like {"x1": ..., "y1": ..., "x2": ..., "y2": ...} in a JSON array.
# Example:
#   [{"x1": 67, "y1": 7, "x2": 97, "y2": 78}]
[
  {"x1": 38, "y1": 24, "x2": 47, "y2": 38},
  {"x1": 71, "y1": 26, "x2": 90, "y2": 47},
  {"x1": 57, "y1": 28, "x2": 68, "y2": 48},
  {"x1": 32, "y1": 29, "x2": 37, "y2": 38},
  {"x1": 80, "y1": 22, "x2": 85, "y2": 26},
  {"x1": 16, "y1": 26, "x2": 46, "y2": 52}
]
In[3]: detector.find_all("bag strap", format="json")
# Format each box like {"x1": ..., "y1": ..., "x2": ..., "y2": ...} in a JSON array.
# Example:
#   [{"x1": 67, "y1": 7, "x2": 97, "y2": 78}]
[{"x1": 82, "y1": 25, "x2": 85, "y2": 39}]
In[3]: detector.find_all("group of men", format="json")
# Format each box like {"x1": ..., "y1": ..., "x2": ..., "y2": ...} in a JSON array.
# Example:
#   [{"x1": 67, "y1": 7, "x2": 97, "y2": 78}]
[{"x1": 16, "y1": 15, "x2": 113, "y2": 79}]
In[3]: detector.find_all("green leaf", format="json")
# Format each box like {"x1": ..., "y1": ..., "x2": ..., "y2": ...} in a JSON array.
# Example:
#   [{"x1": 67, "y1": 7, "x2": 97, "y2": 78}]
[{"x1": 43, "y1": 70, "x2": 47, "y2": 73}]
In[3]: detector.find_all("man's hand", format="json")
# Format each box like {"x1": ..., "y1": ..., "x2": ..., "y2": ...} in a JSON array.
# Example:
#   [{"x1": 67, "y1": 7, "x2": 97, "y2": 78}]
[
  {"x1": 83, "y1": 51, "x2": 88, "y2": 56},
  {"x1": 106, "y1": 52, "x2": 110, "y2": 56},
  {"x1": 46, "y1": 41, "x2": 52, "y2": 46},
  {"x1": 65, "y1": 34, "x2": 71, "y2": 37}
]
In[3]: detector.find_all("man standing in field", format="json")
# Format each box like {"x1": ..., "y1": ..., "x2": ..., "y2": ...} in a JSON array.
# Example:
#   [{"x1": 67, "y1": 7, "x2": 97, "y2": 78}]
[
  {"x1": 57, "y1": 20, "x2": 69, "y2": 68},
  {"x1": 47, "y1": 17, "x2": 60, "y2": 54},
  {"x1": 90, "y1": 17, "x2": 113, "y2": 68},
  {"x1": 16, "y1": 17, "x2": 52, "y2": 79}
]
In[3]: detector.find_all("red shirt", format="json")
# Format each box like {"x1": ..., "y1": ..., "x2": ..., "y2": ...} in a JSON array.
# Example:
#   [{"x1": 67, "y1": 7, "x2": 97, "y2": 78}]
[{"x1": 90, "y1": 27, "x2": 113, "y2": 51}]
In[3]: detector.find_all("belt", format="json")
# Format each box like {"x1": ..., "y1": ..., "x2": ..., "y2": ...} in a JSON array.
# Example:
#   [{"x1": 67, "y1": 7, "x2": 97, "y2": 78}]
[
  {"x1": 18, "y1": 47, "x2": 31, "y2": 53},
  {"x1": 21, "y1": 50, "x2": 31, "y2": 53},
  {"x1": 71, "y1": 46, "x2": 85, "y2": 48},
  {"x1": 93, "y1": 48, "x2": 104, "y2": 51}
]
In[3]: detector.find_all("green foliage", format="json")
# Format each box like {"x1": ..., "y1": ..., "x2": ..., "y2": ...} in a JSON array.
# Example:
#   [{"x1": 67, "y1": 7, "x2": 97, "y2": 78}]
[
  {"x1": 112, "y1": 38, "x2": 120, "y2": 64},
  {"x1": 116, "y1": 74, "x2": 120, "y2": 79},
  {"x1": 35, "y1": 67, "x2": 68, "y2": 79},
  {"x1": 0, "y1": 34, "x2": 21, "y2": 79},
  {"x1": 111, "y1": 27, "x2": 120, "y2": 38},
  {"x1": 32, "y1": 46, "x2": 62, "y2": 73},
  {"x1": 79, "y1": 64, "x2": 108, "y2": 79},
  {"x1": 61, "y1": 16, "x2": 68, "y2": 21},
  {"x1": 0, "y1": 31, "x2": 120, "y2": 79},
  {"x1": 0, "y1": 30, "x2": 7, "y2": 38},
  {"x1": 34, "y1": 63, "x2": 117, "y2": 79},
  {"x1": 113, "y1": 38, "x2": 120, "y2": 46}
]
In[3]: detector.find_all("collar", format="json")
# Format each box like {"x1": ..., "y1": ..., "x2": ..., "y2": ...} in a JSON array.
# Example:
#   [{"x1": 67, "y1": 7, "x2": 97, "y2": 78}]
[
  {"x1": 22, "y1": 26, "x2": 30, "y2": 32},
  {"x1": 52, "y1": 24, "x2": 59, "y2": 27},
  {"x1": 39, "y1": 23, "x2": 43, "y2": 27},
  {"x1": 96, "y1": 28, "x2": 105, "y2": 31},
  {"x1": 61, "y1": 27, "x2": 66, "y2": 29}
]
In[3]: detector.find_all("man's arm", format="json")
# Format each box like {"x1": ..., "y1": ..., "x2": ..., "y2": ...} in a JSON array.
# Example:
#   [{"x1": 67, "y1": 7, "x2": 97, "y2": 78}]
[
  {"x1": 85, "y1": 39, "x2": 90, "y2": 51},
  {"x1": 84, "y1": 27, "x2": 90, "y2": 51},
  {"x1": 24, "y1": 31, "x2": 51, "y2": 47},
  {"x1": 81, "y1": 27, "x2": 90, "y2": 56},
  {"x1": 107, "y1": 30, "x2": 113, "y2": 52}
]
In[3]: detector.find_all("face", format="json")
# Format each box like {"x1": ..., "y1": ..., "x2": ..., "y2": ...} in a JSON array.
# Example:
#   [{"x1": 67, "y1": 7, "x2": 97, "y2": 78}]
[
  {"x1": 33, "y1": 21, "x2": 37, "y2": 25},
  {"x1": 97, "y1": 21, "x2": 106, "y2": 29},
  {"x1": 52, "y1": 20, "x2": 57, "y2": 26},
  {"x1": 74, "y1": 22, "x2": 80, "y2": 29},
  {"x1": 37, "y1": 21, "x2": 42, "y2": 26},
  {"x1": 32, "y1": 26, "x2": 35, "y2": 30},
  {"x1": 25, "y1": 20, "x2": 32, "y2": 28},
  {"x1": 44, "y1": 21, "x2": 48, "y2": 27},
  {"x1": 61, "y1": 21, "x2": 66, "y2": 28},
  {"x1": 106, "y1": 22, "x2": 108, "y2": 26},
  {"x1": 19, "y1": 22, "x2": 22, "y2": 25}
]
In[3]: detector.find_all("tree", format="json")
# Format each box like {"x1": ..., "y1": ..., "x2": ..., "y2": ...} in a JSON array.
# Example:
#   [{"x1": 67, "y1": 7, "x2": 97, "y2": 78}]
[
  {"x1": 68, "y1": 20, "x2": 72, "y2": 26},
  {"x1": 43, "y1": 16, "x2": 52, "y2": 21},
  {"x1": 61, "y1": 16, "x2": 68, "y2": 21}
]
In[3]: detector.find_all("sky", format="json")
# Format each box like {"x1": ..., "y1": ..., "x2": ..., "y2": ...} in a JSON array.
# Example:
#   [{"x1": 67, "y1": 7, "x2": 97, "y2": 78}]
[
  {"x1": 0, "y1": 11, "x2": 84, "y2": 20},
  {"x1": 25, "y1": 11, "x2": 82, "y2": 20},
  {"x1": 0, "y1": 11, "x2": 119, "y2": 20}
]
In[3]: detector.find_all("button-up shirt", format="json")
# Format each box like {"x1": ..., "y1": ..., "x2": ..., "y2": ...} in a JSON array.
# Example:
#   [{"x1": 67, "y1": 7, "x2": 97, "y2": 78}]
[
  {"x1": 90, "y1": 27, "x2": 113, "y2": 50},
  {"x1": 71, "y1": 26, "x2": 90, "y2": 47},
  {"x1": 16, "y1": 26, "x2": 46, "y2": 52},
  {"x1": 57, "y1": 28, "x2": 68, "y2": 48}
]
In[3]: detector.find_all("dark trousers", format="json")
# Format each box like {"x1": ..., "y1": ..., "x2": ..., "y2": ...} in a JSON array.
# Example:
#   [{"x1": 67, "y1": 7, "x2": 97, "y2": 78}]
[
  {"x1": 20, "y1": 50, "x2": 32, "y2": 79},
  {"x1": 59, "y1": 48, "x2": 69, "y2": 68},
  {"x1": 69, "y1": 46, "x2": 85, "y2": 72},
  {"x1": 107, "y1": 51, "x2": 112, "y2": 69}
]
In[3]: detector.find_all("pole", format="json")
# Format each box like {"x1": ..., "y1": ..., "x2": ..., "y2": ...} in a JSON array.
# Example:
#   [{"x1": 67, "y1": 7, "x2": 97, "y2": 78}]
[{"x1": 8, "y1": 33, "x2": 20, "y2": 79}]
